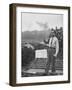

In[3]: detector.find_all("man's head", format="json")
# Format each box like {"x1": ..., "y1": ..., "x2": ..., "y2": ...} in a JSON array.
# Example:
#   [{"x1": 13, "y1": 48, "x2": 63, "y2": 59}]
[{"x1": 50, "y1": 30, "x2": 55, "y2": 37}]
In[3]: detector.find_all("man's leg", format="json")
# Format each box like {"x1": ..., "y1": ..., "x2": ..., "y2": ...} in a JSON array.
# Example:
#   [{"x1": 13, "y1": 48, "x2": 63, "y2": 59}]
[
  {"x1": 45, "y1": 54, "x2": 51, "y2": 75},
  {"x1": 51, "y1": 56, "x2": 56, "y2": 73}
]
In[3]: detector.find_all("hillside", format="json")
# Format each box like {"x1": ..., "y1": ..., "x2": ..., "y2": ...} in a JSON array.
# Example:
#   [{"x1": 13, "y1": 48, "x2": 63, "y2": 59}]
[{"x1": 21, "y1": 29, "x2": 51, "y2": 42}]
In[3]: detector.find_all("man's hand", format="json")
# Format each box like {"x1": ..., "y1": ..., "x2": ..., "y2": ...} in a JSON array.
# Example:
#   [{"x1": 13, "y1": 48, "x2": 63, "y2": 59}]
[{"x1": 53, "y1": 54, "x2": 57, "y2": 57}]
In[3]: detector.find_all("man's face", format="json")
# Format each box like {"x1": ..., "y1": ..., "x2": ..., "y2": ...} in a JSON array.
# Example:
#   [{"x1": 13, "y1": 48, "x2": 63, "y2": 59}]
[{"x1": 50, "y1": 31, "x2": 55, "y2": 37}]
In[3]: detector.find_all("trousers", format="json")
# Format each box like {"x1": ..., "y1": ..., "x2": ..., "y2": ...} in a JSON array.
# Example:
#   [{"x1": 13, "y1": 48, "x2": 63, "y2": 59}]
[{"x1": 45, "y1": 47, "x2": 56, "y2": 74}]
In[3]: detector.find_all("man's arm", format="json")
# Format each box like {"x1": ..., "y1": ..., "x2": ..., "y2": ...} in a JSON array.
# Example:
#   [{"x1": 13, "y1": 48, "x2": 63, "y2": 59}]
[
  {"x1": 54, "y1": 38, "x2": 59, "y2": 57},
  {"x1": 45, "y1": 38, "x2": 51, "y2": 47}
]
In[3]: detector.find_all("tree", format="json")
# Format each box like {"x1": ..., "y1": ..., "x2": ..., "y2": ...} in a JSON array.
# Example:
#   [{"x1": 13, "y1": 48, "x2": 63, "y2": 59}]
[{"x1": 54, "y1": 27, "x2": 63, "y2": 59}]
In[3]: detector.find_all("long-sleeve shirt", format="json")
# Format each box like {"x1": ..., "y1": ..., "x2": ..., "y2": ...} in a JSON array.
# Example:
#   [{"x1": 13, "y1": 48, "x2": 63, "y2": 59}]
[{"x1": 48, "y1": 36, "x2": 59, "y2": 56}]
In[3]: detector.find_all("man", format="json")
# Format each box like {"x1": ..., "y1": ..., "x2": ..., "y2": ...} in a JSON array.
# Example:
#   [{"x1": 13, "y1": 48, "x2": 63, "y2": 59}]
[{"x1": 45, "y1": 30, "x2": 59, "y2": 75}]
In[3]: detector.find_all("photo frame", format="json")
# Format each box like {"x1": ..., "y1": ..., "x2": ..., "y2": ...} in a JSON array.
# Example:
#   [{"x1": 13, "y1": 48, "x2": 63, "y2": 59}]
[{"x1": 9, "y1": 3, "x2": 70, "y2": 86}]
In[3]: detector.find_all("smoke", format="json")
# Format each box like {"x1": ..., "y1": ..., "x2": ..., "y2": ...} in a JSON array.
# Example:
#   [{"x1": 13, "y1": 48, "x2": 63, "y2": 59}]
[{"x1": 36, "y1": 21, "x2": 49, "y2": 31}]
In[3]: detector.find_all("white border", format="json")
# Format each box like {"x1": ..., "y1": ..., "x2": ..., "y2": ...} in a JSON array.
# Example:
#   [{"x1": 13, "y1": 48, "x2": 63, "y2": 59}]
[{"x1": 16, "y1": 7, "x2": 68, "y2": 83}]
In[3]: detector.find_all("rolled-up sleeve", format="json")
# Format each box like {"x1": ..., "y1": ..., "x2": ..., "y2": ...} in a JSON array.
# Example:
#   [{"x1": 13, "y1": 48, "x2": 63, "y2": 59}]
[{"x1": 55, "y1": 38, "x2": 59, "y2": 56}]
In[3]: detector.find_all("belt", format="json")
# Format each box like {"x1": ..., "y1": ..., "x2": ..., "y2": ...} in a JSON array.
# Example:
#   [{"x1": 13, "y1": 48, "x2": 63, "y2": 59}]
[{"x1": 49, "y1": 47, "x2": 55, "y2": 49}]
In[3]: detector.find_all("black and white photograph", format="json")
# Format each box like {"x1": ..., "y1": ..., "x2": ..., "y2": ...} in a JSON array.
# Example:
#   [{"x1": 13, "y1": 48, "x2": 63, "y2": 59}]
[
  {"x1": 9, "y1": 3, "x2": 70, "y2": 86},
  {"x1": 21, "y1": 13, "x2": 63, "y2": 77}
]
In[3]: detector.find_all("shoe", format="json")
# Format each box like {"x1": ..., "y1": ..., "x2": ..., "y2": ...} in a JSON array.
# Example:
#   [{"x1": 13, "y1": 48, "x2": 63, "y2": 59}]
[{"x1": 49, "y1": 72, "x2": 57, "y2": 75}]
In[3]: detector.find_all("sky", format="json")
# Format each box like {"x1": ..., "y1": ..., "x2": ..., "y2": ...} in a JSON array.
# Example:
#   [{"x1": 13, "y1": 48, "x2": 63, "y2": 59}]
[{"x1": 21, "y1": 12, "x2": 63, "y2": 32}]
